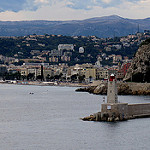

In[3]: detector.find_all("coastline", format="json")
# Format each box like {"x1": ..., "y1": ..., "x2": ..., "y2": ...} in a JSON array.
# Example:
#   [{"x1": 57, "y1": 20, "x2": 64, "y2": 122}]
[
  {"x1": 0, "y1": 80, "x2": 89, "y2": 87},
  {"x1": 1, "y1": 80, "x2": 150, "y2": 96},
  {"x1": 76, "y1": 82, "x2": 150, "y2": 96}
]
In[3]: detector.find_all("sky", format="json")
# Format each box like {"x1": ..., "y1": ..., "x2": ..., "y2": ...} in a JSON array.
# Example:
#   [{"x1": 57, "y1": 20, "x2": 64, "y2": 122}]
[{"x1": 0, "y1": 0, "x2": 150, "y2": 21}]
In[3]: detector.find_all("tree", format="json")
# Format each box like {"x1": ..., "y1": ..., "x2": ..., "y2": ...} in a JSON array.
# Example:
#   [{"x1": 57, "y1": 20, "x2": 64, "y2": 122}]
[
  {"x1": 78, "y1": 75, "x2": 85, "y2": 83},
  {"x1": 14, "y1": 72, "x2": 21, "y2": 80},
  {"x1": 46, "y1": 74, "x2": 50, "y2": 81},
  {"x1": 53, "y1": 73, "x2": 63, "y2": 80},
  {"x1": 36, "y1": 75, "x2": 42, "y2": 80},
  {"x1": 71, "y1": 74, "x2": 78, "y2": 82},
  {"x1": 21, "y1": 75, "x2": 27, "y2": 81},
  {"x1": 3, "y1": 71, "x2": 21, "y2": 80},
  {"x1": 27, "y1": 73, "x2": 35, "y2": 80}
]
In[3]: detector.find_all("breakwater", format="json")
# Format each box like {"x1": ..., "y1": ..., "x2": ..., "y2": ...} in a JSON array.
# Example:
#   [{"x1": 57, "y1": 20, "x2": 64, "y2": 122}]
[
  {"x1": 81, "y1": 77, "x2": 150, "y2": 122},
  {"x1": 82, "y1": 103, "x2": 150, "y2": 122},
  {"x1": 76, "y1": 82, "x2": 150, "y2": 95}
]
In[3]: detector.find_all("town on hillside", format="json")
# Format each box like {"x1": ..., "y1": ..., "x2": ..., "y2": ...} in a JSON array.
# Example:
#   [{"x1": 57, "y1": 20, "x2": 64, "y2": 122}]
[{"x1": 0, "y1": 30, "x2": 150, "y2": 84}]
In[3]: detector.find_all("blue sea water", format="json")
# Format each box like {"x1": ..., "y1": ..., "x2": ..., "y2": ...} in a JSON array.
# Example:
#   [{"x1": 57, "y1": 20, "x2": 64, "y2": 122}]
[{"x1": 0, "y1": 84, "x2": 150, "y2": 150}]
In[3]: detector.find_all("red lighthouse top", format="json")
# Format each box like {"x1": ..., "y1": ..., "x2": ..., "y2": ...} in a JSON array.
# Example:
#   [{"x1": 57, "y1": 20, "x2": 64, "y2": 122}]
[{"x1": 109, "y1": 74, "x2": 115, "y2": 81}]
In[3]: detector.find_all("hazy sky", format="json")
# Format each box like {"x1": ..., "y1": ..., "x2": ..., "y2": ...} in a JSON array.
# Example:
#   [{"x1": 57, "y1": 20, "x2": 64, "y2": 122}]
[{"x1": 0, "y1": 0, "x2": 150, "y2": 21}]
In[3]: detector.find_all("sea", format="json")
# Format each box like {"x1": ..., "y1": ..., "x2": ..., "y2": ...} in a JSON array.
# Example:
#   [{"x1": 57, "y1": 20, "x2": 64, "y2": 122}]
[{"x1": 0, "y1": 84, "x2": 150, "y2": 150}]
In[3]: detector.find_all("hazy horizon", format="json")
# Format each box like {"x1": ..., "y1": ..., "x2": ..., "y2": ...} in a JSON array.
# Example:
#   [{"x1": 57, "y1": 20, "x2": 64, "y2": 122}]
[
  {"x1": 0, "y1": 15, "x2": 150, "y2": 22},
  {"x1": 0, "y1": 0, "x2": 150, "y2": 21}
]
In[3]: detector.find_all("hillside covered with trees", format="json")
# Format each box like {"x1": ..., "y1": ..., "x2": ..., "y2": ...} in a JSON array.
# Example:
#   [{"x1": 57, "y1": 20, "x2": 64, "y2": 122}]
[{"x1": 0, "y1": 33, "x2": 145, "y2": 65}]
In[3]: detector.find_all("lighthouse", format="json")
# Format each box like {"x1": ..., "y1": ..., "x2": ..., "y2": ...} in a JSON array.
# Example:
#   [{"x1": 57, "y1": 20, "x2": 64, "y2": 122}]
[{"x1": 107, "y1": 74, "x2": 118, "y2": 103}]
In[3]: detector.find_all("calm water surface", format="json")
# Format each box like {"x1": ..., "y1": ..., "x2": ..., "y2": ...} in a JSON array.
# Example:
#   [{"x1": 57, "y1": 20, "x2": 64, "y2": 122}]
[{"x1": 0, "y1": 84, "x2": 150, "y2": 150}]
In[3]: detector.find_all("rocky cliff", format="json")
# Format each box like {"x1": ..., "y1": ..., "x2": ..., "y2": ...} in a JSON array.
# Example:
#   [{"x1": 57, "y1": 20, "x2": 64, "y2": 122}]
[{"x1": 124, "y1": 41, "x2": 150, "y2": 82}]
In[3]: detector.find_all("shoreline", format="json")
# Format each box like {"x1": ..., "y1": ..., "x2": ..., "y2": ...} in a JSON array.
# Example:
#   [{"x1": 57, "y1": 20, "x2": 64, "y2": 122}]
[
  {"x1": 76, "y1": 82, "x2": 150, "y2": 96},
  {"x1": 1, "y1": 80, "x2": 150, "y2": 96},
  {"x1": 0, "y1": 80, "x2": 89, "y2": 87}
]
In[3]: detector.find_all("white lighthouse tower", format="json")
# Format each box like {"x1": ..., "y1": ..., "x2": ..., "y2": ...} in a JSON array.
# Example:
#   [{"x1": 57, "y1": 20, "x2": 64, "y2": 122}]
[
  {"x1": 107, "y1": 74, "x2": 118, "y2": 103},
  {"x1": 100, "y1": 74, "x2": 129, "y2": 121}
]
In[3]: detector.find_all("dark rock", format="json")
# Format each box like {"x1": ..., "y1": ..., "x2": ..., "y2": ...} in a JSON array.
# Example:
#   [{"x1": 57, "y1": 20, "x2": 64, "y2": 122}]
[
  {"x1": 118, "y1": 83, "x2": 132, "y2": 95},
  {"x1": 93, "y1": 83, "x2": 107, "y2": 95},
  {"x1": 81, "y1": 115, "x2": 96, "y2": 121},
  {"x1": 75, "y1": 86, "x2": 96, "y2": 93},
  {"x1": 124, "y1": 42, "x2": 150, "y2": 82}
]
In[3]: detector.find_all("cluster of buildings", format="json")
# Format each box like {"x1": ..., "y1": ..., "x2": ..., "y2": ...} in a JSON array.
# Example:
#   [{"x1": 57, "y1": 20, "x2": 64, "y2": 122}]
[
  {"x1": 3, "y1": 30, "x2": 149, "y2": 66},
  {"x1": 92, "y1": 30, "x2": 150, "y2": 51},
  {"x1": 49, "y1": 44, "x2": 74, "y2": 62},
  {"x1": 20, "y1": 44, "x2": 83, "y2": 63},
  {"x1": 0, "y1": 55, "x2": 19, "y2": 64},
  {"x1": 1, "y1": 31, "x2": 150, "y2": 82},
  {"x1": 0, "y1": 60, "x2": 131, "y2": 83}
]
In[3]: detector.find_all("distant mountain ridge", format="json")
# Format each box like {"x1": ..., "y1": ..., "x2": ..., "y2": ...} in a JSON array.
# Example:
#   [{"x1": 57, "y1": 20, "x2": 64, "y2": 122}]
[{"x1": 1, "y1": 15, "x2": 150, "y2": 37}]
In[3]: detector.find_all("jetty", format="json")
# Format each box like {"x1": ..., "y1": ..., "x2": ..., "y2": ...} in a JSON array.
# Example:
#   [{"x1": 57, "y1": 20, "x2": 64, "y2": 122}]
[{"x1": 82, "y1": 74, "x2": 150, "y2": 122}]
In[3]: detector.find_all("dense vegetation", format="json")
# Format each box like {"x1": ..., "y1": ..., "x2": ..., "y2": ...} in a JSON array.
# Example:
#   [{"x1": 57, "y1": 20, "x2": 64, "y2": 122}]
[
  {"x1": 0, "y1": 35, "x2": 139, "y2": 65},
  {"x1": 140, "y1": 38, "x2": 150, "y2": 47}
]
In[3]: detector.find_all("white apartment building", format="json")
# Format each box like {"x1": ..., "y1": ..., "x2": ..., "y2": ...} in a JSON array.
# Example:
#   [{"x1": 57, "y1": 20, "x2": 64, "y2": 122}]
[{"x1": 58, "y1": 44, "x2": 74, "y2": 51}]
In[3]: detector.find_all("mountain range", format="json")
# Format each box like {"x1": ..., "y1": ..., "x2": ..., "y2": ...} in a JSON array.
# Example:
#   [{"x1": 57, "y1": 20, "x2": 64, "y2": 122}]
[{"x1": 1, "y1": 15, "x2": 150, "y2": 38}]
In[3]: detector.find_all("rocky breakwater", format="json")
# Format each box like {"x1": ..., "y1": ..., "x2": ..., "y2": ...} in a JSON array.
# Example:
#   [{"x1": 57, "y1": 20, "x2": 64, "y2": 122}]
[
  {"x1": 81, "y1": 112, "x2": 125, "y2": 122},
  {"x1": 76, "y1": 82, "x2": 107, "y2": 94},
  {"x1": 76, "y1": 82, "x2": 150, "y2": 95}
]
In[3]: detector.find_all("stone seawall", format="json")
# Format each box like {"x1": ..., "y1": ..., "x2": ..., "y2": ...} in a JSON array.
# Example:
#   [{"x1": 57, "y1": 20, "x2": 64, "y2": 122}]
[
  {"x1": 128, "y1": 103, "x2": 150, "y2": 118},
  {"x1": 81, "y1": 103, "x2": 150, "y2": 122}
]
